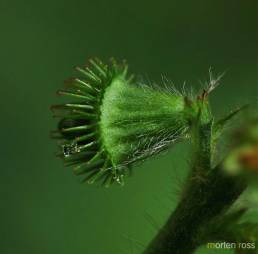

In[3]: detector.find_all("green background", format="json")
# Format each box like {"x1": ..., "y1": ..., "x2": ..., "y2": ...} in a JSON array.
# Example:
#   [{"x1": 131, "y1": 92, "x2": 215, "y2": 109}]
[{"x1": 0, "y1": 0, "x2": 257, "y2": 253}]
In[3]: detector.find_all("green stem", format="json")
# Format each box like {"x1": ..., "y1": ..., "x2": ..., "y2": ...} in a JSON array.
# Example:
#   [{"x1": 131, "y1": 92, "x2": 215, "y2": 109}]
[
  {"x1": 144, "y1": 100, "x2": 247, "y2": 254},
  {"x1": 144, "y1": 167, "x2": 246, "y2": 254}
]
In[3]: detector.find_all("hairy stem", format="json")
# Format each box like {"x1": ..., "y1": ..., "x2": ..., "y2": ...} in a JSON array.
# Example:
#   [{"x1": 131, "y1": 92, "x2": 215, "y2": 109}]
[
  {"x1": 144, "y1": 166, "x2": 246, "y2": 254},
  {"x1": 144, "y1": 100, "x2": 247, "y2": 254}
]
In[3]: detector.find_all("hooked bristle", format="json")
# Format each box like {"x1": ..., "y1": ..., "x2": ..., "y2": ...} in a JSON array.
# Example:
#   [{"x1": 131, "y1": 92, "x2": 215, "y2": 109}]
[{"x1": 52, "y1": 58, "x2": 130, "y2": 187}]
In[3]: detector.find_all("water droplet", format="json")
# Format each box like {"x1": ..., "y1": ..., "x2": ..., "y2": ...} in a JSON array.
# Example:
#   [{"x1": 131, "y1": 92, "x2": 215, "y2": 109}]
[{"x1": 62, "y1": 142, "x2": 80, "y2": 157}]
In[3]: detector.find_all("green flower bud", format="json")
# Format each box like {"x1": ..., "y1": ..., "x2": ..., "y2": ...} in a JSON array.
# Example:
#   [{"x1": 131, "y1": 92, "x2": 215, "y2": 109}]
[{"x1": 51, "y1": 59, "x2": 196, "y2": 186}]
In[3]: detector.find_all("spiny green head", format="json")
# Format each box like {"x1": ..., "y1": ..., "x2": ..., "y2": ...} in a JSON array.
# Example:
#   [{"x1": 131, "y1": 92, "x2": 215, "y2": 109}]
[{"x1": 51, "y1": 58, "x2": 205, "y2": 186}]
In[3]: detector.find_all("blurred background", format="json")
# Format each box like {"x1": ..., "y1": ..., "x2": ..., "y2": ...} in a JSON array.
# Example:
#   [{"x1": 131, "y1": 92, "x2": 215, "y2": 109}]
[{"x1": 0, "y1": 0, "x2": 257, "y2": 253}]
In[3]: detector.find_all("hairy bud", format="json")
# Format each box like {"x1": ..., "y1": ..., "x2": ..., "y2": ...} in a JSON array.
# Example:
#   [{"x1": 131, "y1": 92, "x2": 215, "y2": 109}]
[{"x1": 51, "y1": 59, "x2": 199, "y2": 186}]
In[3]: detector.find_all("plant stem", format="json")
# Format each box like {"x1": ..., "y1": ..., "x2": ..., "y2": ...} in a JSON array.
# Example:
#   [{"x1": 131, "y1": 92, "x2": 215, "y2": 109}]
[
  {"x1": 144, "y1": 167, "x2": 246, "y2": 254},
  {"x1": 144, "y1": 101, "x2": 246, "y2": 254}
]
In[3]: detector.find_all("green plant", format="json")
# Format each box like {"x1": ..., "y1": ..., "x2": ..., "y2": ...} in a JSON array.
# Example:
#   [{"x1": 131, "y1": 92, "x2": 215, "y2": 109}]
[{"x1": 51, "y1": 59, "x2": 258, "y2": 253}]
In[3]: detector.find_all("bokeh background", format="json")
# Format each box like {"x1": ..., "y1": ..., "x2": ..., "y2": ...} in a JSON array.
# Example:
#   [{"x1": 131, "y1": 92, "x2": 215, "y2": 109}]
[{"x1": 0, "y1": 0, "x2": 257, "y2": 253}]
